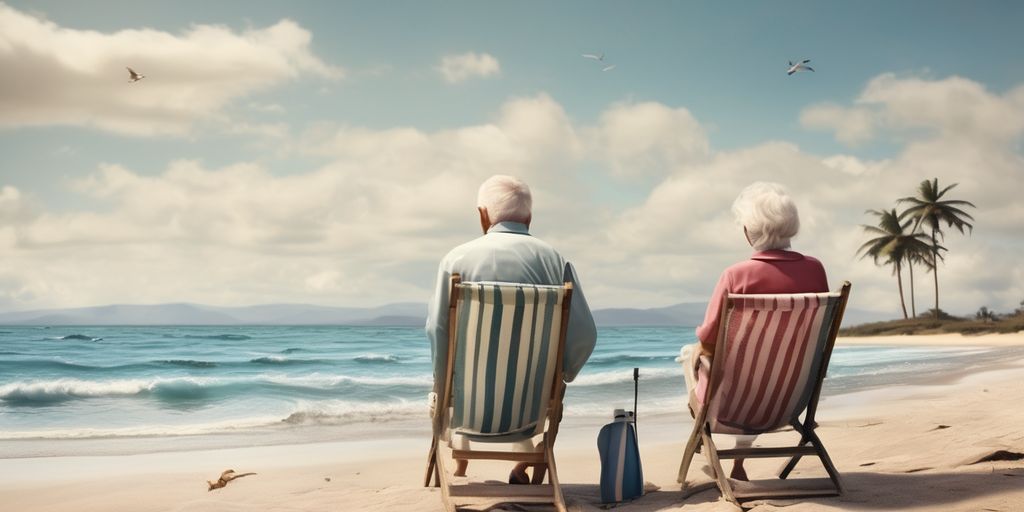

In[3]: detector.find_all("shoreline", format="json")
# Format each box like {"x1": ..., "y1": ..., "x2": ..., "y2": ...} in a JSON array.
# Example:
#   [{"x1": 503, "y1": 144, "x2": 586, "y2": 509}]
[
  {"x1": 837, "y1": 331, "x2": 1024, "y2": 346},
  {"x1": 2, "y1": 334, "x2": 1023, "y2": 511}
]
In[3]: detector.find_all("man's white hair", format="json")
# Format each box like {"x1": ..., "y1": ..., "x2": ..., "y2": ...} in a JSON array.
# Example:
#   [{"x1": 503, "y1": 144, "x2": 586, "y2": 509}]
[
  {"x1": 731, "y1": 181, "x2": 800, "y2": 251},
  {"x1": 477, "y1": 175, "x2": 532, "y2": 225}
]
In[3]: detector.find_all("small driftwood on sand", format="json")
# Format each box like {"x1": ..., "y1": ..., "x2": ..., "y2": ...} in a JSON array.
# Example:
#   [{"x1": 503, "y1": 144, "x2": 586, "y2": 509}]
[{"x1": 207, "y1": 469, "x2": 257, "y2": 491}]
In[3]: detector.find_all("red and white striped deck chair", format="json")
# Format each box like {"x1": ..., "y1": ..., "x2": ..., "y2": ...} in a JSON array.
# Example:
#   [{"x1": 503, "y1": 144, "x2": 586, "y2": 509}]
[{"x1": 678, "y1": 282, "x2": 851, "y2": 505}]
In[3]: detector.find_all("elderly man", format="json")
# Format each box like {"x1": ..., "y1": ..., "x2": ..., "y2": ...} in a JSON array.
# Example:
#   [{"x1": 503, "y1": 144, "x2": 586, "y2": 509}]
[{"x1": 426, "y1": 174, "x2": 597, "y2": 484}]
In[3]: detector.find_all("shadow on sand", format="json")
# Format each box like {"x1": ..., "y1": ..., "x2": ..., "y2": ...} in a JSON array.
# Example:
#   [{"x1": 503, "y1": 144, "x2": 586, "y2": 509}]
[{"x1": 549, "y1": 467, "x2": 1024, "y2": 511}]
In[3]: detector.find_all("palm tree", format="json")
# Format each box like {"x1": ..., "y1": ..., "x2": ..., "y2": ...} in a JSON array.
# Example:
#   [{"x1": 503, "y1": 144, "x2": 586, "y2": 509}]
[
  {"x1": 899, "y1": 179, "x2": 976, "y2": 319},
  {"x1": 858, "y1": 209, "x2": 933, "y2": 319},
  {"x1": 903, "y1": 239, "x2": 937, "y2": 318}
]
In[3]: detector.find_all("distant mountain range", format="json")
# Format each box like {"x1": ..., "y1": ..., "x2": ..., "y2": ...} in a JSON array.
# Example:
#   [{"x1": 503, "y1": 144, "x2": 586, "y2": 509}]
[
  {"x1": 0, "y1": 302, "x2": 426, "y2": 326},
  {"x1": 0, "y1": 302, "x2": 891, "y2": 327}
]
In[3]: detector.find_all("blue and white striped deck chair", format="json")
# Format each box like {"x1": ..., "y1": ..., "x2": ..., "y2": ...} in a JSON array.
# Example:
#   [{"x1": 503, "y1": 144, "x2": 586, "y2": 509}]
[{"x1": 425, "y1": 274, "x2": 572, "y2": 512}]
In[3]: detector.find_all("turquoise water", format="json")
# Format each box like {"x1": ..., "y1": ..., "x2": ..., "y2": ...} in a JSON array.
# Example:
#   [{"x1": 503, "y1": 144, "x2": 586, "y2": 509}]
[{"x1": 0, "y1": 326, "x2": 1013, "y2": 444}]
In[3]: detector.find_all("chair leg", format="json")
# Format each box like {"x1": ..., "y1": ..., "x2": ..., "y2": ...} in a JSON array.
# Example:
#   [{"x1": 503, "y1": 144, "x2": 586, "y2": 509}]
[
  {"x1": 700, "y1": 428, "x2": 737, "y2": 506},
  {"x1": 778, "y1": 423, "x2": 843, "y2": 494},
  {"x1": 678, "y1": 420, "x2": 704, "y2": 485},
  {"x1": 537, "y1": 400, "x2": 562, "y2": 486},
  {"x1": 806, "y1": 429, "x2": 844, "y2": 494},
  {"x1": 425, "y1": 436, "x2": 439, "y2": 487},
  {"x1": 778, "y1": 433, "x2": 810, "y2": 479},
  {"x1": 778, "y1": 419, "x2": 811, "y2": 479},
  {"x1": 545, "y1": 440, "x2": 568, "y2": 512},
  {"x1": 435, "y1": 443, "x2": 456, "y2": 512}
]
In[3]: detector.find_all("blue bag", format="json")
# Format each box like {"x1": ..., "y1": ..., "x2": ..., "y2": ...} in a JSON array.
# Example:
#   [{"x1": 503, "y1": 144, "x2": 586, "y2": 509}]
[{"x1": 597, "y1": 368, "x2": 643, "y2": 504}]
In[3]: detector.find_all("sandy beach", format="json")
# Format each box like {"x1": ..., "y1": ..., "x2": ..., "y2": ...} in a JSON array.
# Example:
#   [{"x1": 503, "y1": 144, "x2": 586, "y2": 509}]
[
  {"x1": 837, "y1": 332, "x2": 1024, "y2": 347},
  {"x1": 2, "y1": 332, "x2": 1023, "y2": 512}
]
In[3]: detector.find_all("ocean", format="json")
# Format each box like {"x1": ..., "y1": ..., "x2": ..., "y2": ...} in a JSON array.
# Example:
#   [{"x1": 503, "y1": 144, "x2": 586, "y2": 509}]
[{"x1": 0, "y1": 325, "x2": 1015, "y2": 456}]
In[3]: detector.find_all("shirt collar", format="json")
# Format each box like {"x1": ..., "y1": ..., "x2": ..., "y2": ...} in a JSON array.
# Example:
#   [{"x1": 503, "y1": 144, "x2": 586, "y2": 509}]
[
  {"x1": 488, "y1": 221, "x2": 531, "y2": 235},
  {"x1": 751, "y1": 249, "x2": 804, "y2": 262}
]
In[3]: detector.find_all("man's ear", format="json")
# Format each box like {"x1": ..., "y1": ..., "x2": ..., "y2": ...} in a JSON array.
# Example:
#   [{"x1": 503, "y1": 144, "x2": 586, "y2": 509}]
[{"x1": 478, "y1": 207, "x2": 490, "y2": 234}]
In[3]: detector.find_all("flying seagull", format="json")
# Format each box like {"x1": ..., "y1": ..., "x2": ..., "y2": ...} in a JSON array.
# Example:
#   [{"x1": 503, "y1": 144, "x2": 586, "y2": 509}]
[
  {"x1": 126, "y1": 67, "x2": 145, "y2": 83},
  {"x1": 583, "y1": 52, "x2": 616, "y2": 72},
  {"x1": 787, "y1": 59, "x2": 814, "y2": 75}
]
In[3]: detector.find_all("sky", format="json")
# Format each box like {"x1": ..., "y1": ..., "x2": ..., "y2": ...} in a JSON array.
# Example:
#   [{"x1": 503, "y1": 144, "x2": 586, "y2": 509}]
[{"x1": 1, "y1": 0, "x2": 1022, "y2": 317}]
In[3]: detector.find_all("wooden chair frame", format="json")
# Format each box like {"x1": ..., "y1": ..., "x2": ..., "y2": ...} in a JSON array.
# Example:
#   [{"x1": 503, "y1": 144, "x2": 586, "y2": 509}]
[
  {"x1": 425, "y1": 273, "x2": 573, "y2": 512},
  {"x1": 678, "y1": 282, "x2": 851, "y2": 506}
]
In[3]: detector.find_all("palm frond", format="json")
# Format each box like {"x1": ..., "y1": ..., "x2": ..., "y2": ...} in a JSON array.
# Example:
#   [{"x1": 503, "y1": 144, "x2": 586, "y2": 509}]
[{"x1": 937, "y1": 181, "x2": 959, "y2": 198}]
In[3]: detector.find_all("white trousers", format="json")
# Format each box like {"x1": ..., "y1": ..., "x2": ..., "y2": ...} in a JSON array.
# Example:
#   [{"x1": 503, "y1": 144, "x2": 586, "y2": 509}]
[{"x1": 680, "y1": 343, "x2": 755, "y2": 450}]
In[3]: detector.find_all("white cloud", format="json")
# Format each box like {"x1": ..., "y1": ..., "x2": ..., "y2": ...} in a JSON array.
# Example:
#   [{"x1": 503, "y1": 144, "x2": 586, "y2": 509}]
[
  {"x1": 800, "y1": 104, "x2": 876, "y2": 145},
  {"x1": 299, "y1": 93, "x2": 582, "y2": 186},
  {"x1": 247, "y1": 102, "x2": 287, "y2": 114},
  {"x1": 0, "y1": 4, "x2": 340, "y2": 136},
  {"x1": 0, "y1": 76, "x2": 1021, "y2": 318},
  {"x1": 561, "y1": 75, "x2": 1024, "y2": 316},
  {"x1": 860, "y1": 74, "x2": 1024, "y2": 143},
  {"x1": 821, "y1": 154, "x2": 888, "y2": 176},
  {"x1": 437, "y1": 52, "x2": 500, "y2": 83},
  {"x1": 588, "y1": 101, "x2": 710, "y2": 178},
  {"x1": 0, "y1": 185, "x2": 35, "y2": 227},
  {"x1": 802, "y1": 73, "x2": 1024, "y2": 148},
  {"x1": 578, "y1": 142, "x2": 869, "y2": 302},
  {"x1": 224, "y1": 121, "x2": 290, "y2": 139}
]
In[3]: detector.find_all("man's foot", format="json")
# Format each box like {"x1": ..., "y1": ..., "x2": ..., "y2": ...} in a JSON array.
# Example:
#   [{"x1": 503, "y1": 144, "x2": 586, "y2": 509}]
[
  {"x1": 508, "y1": 464, "x2": 530, "y2": 484},
  {"x1": 729, "y1": 461, "x2": 749, "y2": 481}
]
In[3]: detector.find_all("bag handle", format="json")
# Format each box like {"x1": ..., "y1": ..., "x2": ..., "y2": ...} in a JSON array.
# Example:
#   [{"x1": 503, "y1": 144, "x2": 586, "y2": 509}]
[{"x1": 633, "y1": 367, "x2": 639, "y2": 442}]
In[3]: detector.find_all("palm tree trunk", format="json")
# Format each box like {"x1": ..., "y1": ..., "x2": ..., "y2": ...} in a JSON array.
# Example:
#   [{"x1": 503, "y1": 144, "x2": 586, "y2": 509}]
[
  {"x1": 896, "y1": 261, "x2": 908, "y2": 320},
  {"x1": 908, "y1": 261, "x2": 916, "y2": 318},
  {"x1": 932, "y1": 229, "x2": 940, "y2": 319}
]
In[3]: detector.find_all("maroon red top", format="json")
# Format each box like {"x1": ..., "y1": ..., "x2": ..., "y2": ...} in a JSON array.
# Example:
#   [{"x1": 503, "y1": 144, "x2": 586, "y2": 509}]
[{"x1": 696, "y1": 250, "x2": 829, "y2": 355}]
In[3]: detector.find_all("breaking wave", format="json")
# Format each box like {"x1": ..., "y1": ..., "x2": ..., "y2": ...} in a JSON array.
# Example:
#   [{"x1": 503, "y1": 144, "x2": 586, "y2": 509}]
[
  {"x1": 353, "y1": 353, "x2": 401, "y2": 364},
  {"x1": 585, "y1": 354, "x2": 678, "y2": 367},
  {"x1": 570, "y1": 367, "x2": 682, "y2": 387},
  {"x1": 0, "y1": 373, "x2": 434, "y2": 406},
  {"x1": 280, "y1": 400, "x2": 423, "y2": 426}
]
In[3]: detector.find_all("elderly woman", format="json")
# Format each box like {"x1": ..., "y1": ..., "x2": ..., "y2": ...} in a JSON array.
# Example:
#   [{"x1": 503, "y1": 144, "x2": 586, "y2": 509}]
[{"x1": 680, "y1": 181, "x2": 828, "y2": 480}]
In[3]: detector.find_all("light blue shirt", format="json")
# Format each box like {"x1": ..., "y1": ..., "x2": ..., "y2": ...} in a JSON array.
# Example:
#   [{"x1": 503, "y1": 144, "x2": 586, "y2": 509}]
[{"x1": 425, "y1": 221, "x2": 598, "y2": 391}]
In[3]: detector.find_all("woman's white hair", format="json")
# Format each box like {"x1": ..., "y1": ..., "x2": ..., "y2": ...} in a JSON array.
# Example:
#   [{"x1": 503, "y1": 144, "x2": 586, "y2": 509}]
[
  {"x1": 731, "y1": 181, "x2": 800, "y2": 251},
  {"x1": 477, "y1": 175, "x2": 532, "y2": 225}
]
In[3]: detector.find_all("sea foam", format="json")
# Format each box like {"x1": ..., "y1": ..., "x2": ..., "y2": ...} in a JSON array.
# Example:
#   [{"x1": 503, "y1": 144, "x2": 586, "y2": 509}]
[
  {"x1": 281, "y1": 399, "x2": 423, "y2": 426},
  {"x1": 570, "y1": 367, "x2": 682, "y2": 386},
  {"x1": 353, "y1": 353, "x2": 401, "y2": 363},
  {"x1": 0, "y1": 377, "x2": 217, "y2": 404}
]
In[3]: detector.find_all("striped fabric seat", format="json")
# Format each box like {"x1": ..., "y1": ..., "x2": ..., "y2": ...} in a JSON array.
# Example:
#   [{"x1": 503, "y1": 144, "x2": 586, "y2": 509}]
[
  {"x1": 449, "y1": 282, "x2": 567, "y2": 441},
  {"x1": 707, "y1": 292, "x2": 841, "y2": 434},
  {"x1": 678, "y1": 282, "x2": 851, "y2": 507}
]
